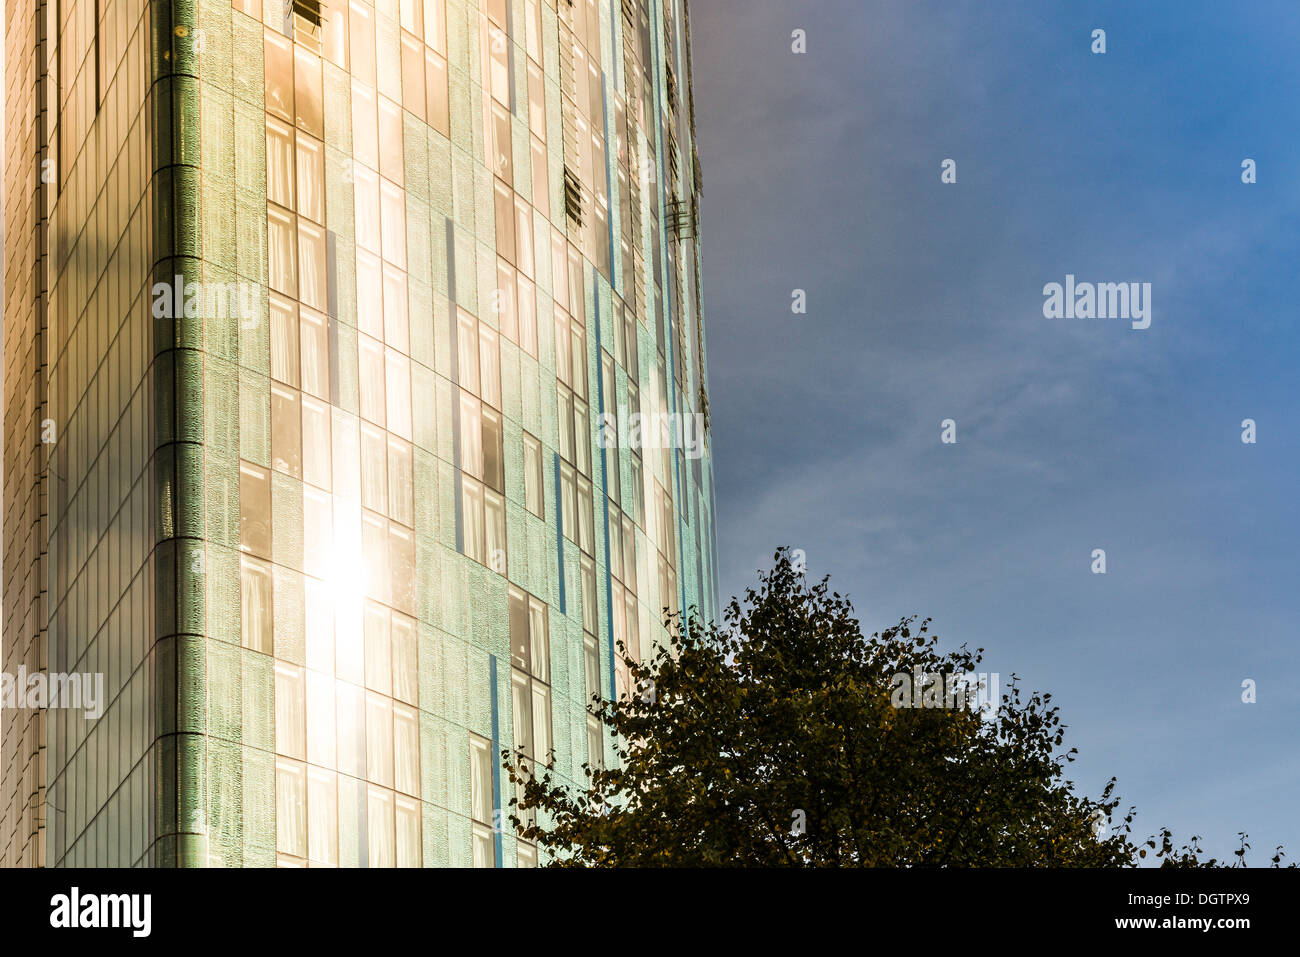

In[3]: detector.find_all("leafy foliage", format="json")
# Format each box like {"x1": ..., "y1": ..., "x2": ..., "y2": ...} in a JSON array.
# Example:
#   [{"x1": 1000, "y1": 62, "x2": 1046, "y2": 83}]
[{"x1": 505, "y1": 549, "x2": 1287, "y2": 867}]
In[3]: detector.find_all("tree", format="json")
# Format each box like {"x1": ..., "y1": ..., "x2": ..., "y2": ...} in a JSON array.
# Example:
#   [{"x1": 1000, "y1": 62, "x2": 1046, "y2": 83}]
[{"x1": 505, "y1": 549, "x2": 1287, "y2": 867}]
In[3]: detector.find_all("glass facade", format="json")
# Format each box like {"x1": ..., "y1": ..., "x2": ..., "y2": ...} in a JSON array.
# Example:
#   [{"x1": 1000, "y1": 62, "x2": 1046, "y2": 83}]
[{"x1": 3, "y1": 0, "x2": 715, "y2": 867}]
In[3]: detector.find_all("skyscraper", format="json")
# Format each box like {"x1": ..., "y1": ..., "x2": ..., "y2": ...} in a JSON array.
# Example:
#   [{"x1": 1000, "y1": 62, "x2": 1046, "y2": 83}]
[{"x1": 2, "y1": 0, "x2": 715, "y2": 867}]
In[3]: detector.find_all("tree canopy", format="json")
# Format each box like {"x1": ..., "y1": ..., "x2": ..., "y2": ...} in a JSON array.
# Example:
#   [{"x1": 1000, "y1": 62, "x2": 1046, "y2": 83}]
[{"x1": 506, "y1": 549, "x2": 1286, "y2": 867}]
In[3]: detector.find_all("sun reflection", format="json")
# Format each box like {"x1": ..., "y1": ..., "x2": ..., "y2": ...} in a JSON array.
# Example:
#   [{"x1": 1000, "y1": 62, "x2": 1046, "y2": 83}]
[{"x1": 324, "y1": 516, "x2": 366, "y2": 683}]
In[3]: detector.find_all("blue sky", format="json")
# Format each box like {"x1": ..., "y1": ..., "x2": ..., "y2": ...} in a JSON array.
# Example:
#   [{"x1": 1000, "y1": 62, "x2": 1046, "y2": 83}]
[{"x1": 692, "y1": 0, "x2": 1300, "y2": 862}]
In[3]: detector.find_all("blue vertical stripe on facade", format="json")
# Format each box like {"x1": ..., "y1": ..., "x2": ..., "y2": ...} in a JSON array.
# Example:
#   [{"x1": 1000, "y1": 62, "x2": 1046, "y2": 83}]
[{"x1": 592, "y1": 293, "x2": 619, "y2": 701}]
